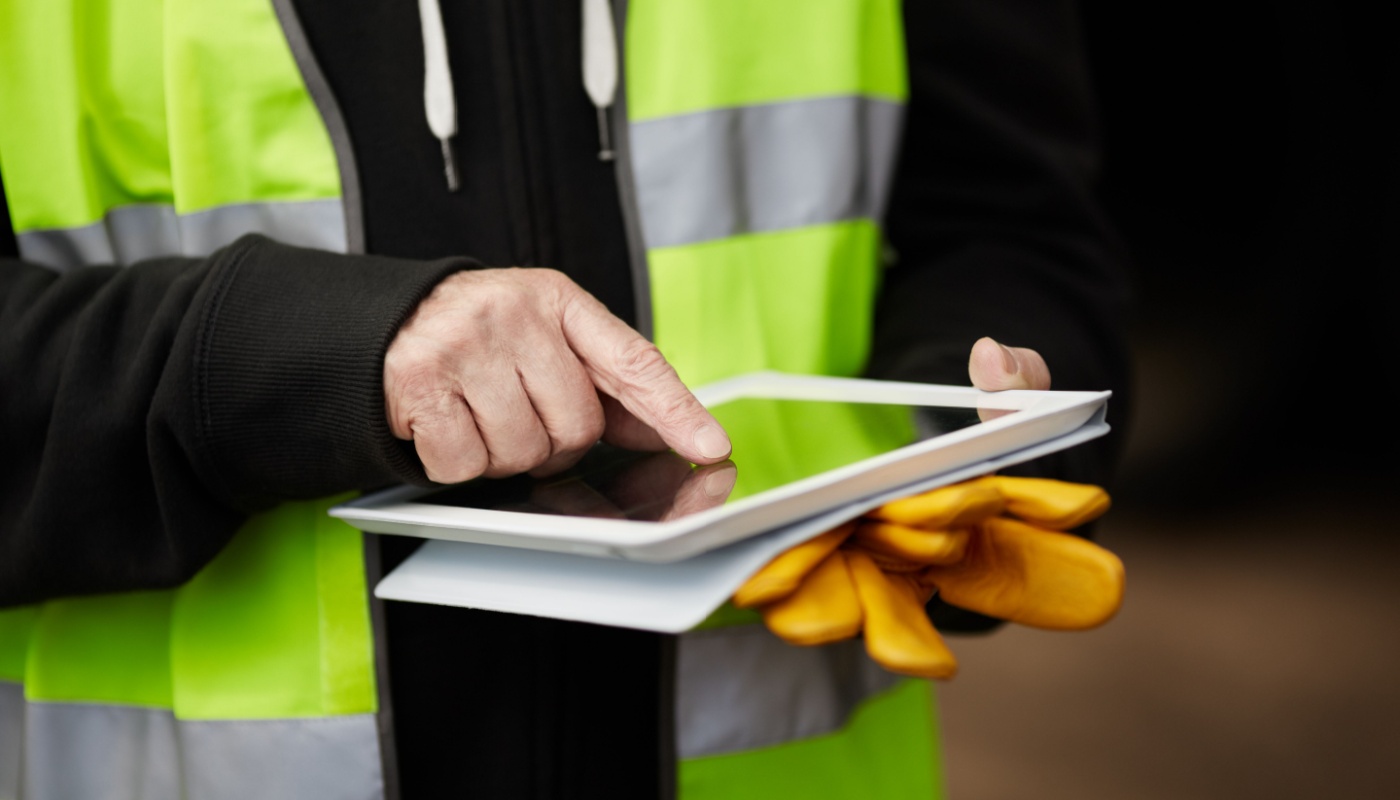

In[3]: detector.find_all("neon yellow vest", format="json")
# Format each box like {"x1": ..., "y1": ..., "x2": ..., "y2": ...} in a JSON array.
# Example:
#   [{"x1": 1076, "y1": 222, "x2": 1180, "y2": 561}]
[{"x1": 0, "y1": 1, "x2": 944, "y2": 798}]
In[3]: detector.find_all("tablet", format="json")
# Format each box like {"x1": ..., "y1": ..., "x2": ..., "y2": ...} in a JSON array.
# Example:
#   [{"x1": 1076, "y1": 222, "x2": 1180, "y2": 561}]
[
  {"x1": 332, "y1": 371, "x2": 1110, "y2": 562},
  {"x1": 371, "y1": 412, "x2": 1109, "y2": 633}
]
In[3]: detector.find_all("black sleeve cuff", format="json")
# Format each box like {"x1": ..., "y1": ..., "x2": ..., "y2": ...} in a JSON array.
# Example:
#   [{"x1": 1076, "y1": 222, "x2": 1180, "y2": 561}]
[{"x1": 186, "y1": 234, "x2": 468, "y2": 509}]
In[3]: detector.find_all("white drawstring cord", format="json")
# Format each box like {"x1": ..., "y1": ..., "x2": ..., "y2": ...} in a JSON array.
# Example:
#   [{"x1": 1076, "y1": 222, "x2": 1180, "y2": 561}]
[
  {"x1": 417, "y1": 0, "x2": 618, "y2": 186},
  {"x1": 581, "y1": 0, "x2": 619, "y2": 161},
  {"x1": 418, "y1": 0, "x2": 460, "y2": 190}
]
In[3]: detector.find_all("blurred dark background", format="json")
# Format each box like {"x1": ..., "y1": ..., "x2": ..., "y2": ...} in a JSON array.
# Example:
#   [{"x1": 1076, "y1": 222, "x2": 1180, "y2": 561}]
[
  {"x1": 940, "y1": 4, "x2": 1400, "y2": 798},
  {"x1": 1088, "y1": 1, "x2": 1397, "y2": 505}
]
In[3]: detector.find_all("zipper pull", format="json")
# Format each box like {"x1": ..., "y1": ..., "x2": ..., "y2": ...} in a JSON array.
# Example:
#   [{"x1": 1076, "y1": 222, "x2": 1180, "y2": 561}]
[
  {"x1": 595, "y1": 108, "x2": 615, "y2": 162},
  {"x1": 419, "y1": 0, "x2": 461, "y2": 191},
  {"x1": 582, "y1": 0, "x2": 618, "y2": 162},
  {"x1": 440, "y1": 137, "x2": 461, "y2": 191}
]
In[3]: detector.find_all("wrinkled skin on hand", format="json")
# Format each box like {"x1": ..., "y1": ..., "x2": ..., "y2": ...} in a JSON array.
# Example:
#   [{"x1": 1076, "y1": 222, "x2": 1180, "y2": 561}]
[{"x1": 385, "y1": 268, "x2": 732, "y2": 483}]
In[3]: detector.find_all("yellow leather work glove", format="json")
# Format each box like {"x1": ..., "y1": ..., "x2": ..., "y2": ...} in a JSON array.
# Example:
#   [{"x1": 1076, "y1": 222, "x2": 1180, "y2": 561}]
[
  {"x1": 732, "y1": 476, "x2": 1124, "y2": 680},
  {"x1": 847, "y1": 550, "x2": 958, "y2": 679},
  {"x1": 733, "y1": 521, "x2": 856, "y2": 608},
  {"x1": 917, "y1": 516, "x2": 1123, "y2": 630}
]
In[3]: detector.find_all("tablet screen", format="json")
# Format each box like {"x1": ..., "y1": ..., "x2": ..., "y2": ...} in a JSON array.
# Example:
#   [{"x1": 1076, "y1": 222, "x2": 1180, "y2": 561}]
[{"x1": 415, "y1": 398, "x2": 987, "y2": 522}]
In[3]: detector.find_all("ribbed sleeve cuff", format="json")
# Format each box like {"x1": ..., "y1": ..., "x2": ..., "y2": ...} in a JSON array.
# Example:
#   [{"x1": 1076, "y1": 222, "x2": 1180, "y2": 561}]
[{"x1": 190, "y1": 235, "x2": 468, "y2": 507}]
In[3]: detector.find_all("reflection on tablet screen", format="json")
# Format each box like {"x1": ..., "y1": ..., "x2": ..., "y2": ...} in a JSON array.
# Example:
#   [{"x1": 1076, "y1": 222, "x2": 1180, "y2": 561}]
[{"x1": 415, "y1": 399, "x2": 987, "y2": 522}]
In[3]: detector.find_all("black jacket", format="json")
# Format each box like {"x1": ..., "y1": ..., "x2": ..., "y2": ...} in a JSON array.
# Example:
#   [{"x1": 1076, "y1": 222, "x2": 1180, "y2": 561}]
[{"x1": 0, "y1": 0, "x2": 1129, "y2": 796}]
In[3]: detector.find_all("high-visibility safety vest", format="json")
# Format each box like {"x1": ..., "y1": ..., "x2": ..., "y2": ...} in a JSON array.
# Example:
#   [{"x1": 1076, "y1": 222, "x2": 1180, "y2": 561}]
[{"x1": 0, "y1": 1, "x2": 944, "y2": 798}]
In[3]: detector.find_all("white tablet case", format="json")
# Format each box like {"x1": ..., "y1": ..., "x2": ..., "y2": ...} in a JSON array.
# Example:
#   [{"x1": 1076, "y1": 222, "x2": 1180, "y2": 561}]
[{"x1": 373, "y1": 403, "x2": 1109, "y2": 633}]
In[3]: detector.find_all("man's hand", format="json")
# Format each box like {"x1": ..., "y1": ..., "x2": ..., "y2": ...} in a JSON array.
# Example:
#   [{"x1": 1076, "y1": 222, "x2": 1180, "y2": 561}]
[
  {"x1": 385, "y1": 268, "x2": 731, "y2": 483},
  {"x1": 968, "y1": 336, "x2": 1051, "y2": 391}
]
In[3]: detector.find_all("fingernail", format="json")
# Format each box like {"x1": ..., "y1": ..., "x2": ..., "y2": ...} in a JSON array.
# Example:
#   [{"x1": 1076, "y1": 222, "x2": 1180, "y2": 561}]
[
  {"x1": 693, "y1": 424, "x2": 732, "y2": 460},
  {"x1": 996, "y1": 341, "x2": 1020, "y2": 375},
  {"x1": 702, "y1": 466, "x2": 737, "y2": 498}
]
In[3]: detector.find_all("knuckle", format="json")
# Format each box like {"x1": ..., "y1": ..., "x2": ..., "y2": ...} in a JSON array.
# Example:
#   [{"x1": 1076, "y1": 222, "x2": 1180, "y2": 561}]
[
  {"x1": 403, "y1": 391, "x2": 491, "y2": 484},
  {"x1": 532, "y1": 267, "x2": 567, "y2": 285},
  {"x1": 403, "y1": 385, "x2": 460, "y2": 426},
  {"x1": 422, "y1": 461, "x2": 454, "y2": 484},
  {"x1": 460, "y1": 444, "x2": 491, "y2": 477},
  {"x1": 422, "y1": 444, "x2": 487, "y2": 485},
  {"x1": 554, "y1": 416, "x2": 604, "y2": 453},
  {"x1": 582, "y1": 410, "x2": 607, "y2": 444},
  {"x1": 488, "y1": 435, "x2": 552, "y2": 476},
  {"x1": 613, "y1": 340, "x2": 674, "y2": 387},
  {"x1": 532, "y1": 268, "x2": 587, "y2": 315},
  {"x1": 536, "y1": 451, "x2": 584, "y2": 477},
  {"x1": 531, "y1": 268, "x2": 576, "y2": 294},
  {"x1": 648, "y1": 393, "x2": 694, "y2": 432},
  {"x1": 393, "y1": 361, "x2": 450, "y2": 401},
  {"x1": 476, "y1": 280, "x2": 532, "y2": 320}
]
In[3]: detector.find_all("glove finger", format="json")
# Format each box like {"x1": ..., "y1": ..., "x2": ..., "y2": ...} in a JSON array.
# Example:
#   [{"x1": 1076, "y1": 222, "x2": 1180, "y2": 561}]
[
  {"x1": 734, "y1": 521, "x2": 857, "y2": 608},
  {"x1": 760, "y1": 550, "x2": 864, "y2": 646},
  {"x1": 847, "y1": 550, "x2": 958, "y2": 680},
  {"x1": 921, "y1": 517, "x2": 1125, "y2": 630},
  {"x1": 856, "y1": 547, "x2": 928, "y2": 573},
  {"x1": 985, "y1": 475, "x2": 1111, "y2": 530},
  {"x1": 854, "y1": 521, "x2": 970, "y2": 565},
  {"x1": 909, "y1": 574, "x2": 938, "y2": 605},
  {"x1": 868, "y1": 480, "x2": 1004, "y2": 530}
]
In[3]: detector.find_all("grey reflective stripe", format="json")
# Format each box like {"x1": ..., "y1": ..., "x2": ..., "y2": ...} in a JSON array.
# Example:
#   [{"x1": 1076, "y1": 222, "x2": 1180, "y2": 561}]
[
  {"x1": 17, "y1": 204, "x2": 181, "y2": 271},
  {"x1": 19, "y1": 701, "x2": 382, "y2": 800},
  {"x1": 16, "y1": 198, "x2": 348, "y2": 271},
  {"x1": 0, "y1": 682, "x2": 21, "y2": 800},
  {"x1": 181, "y1": 714, "x2": 382, "y2": 800},
  {"x1": 629, "y1": 95, "x2": 904, "y2": 250},
  {"x1": 23, "y1": 701, "x2": 180, "y2": 800},
  {"x1": 676, "y1": 624, "x2": 900, "y2": 759}
]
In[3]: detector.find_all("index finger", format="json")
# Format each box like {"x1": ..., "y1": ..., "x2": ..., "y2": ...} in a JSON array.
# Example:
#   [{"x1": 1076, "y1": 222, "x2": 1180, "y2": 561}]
[{"x1": 561, "y1": 294, "x2": 731, "y2": 464}]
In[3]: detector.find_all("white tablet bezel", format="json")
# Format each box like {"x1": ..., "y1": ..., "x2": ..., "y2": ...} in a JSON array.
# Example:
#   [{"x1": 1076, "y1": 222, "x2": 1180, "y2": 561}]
[{"x1": 332, "y1": 371, "x2": 1110, "y2": 562}]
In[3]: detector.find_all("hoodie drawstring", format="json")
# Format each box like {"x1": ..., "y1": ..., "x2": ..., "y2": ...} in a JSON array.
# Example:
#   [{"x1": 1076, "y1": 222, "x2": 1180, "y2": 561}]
[
  {"x1": 581, "y1": 0, "x2": 619, "y2": 161},
  {"x1": 418, "y1": 0, "x2": 460, "y2": 191},
  {"x1": 416, "y1": 0, "x2": 621, "y2": 191}
]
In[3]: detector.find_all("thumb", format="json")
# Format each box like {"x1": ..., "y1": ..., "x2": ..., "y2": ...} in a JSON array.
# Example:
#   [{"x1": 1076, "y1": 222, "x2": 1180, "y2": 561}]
[{"x1": 968, "y1": 337, "x2": 1051, "y2": 391}]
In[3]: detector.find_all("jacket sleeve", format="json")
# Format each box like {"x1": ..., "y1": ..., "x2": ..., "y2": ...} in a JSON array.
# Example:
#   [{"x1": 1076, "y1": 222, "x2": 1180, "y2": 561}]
[
  {"x1": 1, "y1": 185, "x2": 465, "y2": 605},
  {"x1": 869, "y1": 0, "x2": 1132, "y2": 485},
  {"x1": 869, "y1": 0, "x2": 1132, "y2": 632}
]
